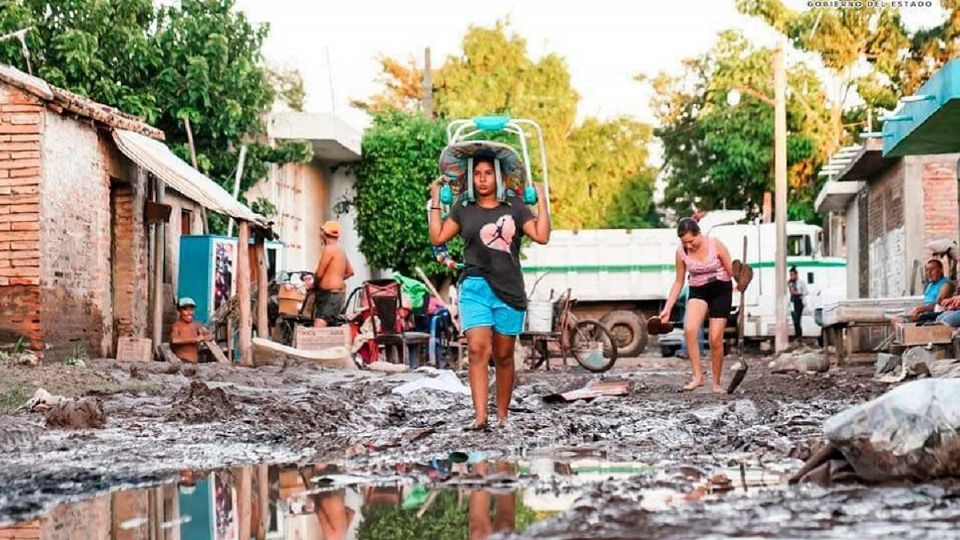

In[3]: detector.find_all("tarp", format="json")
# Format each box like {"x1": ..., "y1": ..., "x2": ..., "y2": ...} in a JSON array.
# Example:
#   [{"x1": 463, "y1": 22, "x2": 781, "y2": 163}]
[
  {"x1": 112, "y1": 129, "x2": 270, "y2": 229},
  {"x1": 395, "y1": 273, "x2": 429, "y2": 310}
]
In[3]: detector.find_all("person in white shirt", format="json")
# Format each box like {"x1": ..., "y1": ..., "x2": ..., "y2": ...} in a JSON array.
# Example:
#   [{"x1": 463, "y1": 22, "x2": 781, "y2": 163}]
[{"x1": 788, "y1": 267, "x2": 809, "y2": 340}]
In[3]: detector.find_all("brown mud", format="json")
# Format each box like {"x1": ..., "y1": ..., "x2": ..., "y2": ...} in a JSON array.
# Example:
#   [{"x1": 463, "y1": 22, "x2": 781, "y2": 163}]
[{"x1": 0, "y1": 354, "x2": 904, "y2": 536}]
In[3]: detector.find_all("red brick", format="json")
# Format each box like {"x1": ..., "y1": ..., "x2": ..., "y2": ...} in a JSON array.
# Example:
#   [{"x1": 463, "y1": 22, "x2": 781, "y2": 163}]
[
  {"x1": 9, "y1": 134, "x2": 40, "y2": 142},
  {"x1": 9, "y1": 151, "x2": 39, "y2": 160},
  {"x1": 0, "y1": 231, "x2": 38, "y2": 242},
  {"x1": 0, "y1": 267, "x2": 39, "y2": 277},
  {"x1": 9, "y1": 168, "x2": 40, "y2": 178},
  {"x1": 0, "y1": 260, "x2": 9, "y2": 268},
  {"x1": 0, "y1": 176, "x2": 36, "y2": 187},
  {"x1": 11, "y1": 258, "x2": 38, "y2": 267},
  {"x1": 0, "y1": 124, "x2": 40, "y2": 134},
  {"x1": 0, "y1": 142, "x2": 39, "y2": 152},
  {"x1": 0, "y1": 213, "x2": 39, "y2": 223},
  {"x1": 9, "y1": 185, "x2": 37, "y2": 195},
  {"x1": 0, "y1": 159, "x2": 40, "y2": 169},
  {"x1": 7, "y1": 194, "x2": 38, "y2": 205},
  {"x1": 0, "y1": 104, "x2": 42, "y2": 113},
  {"x1": 0, "y1": 250, "x2": 40, "y2": 260},
  {"x1": 9, "y1": 277, "x2": 38, "y2": 285},
  {"x1": 10, "y1": 241, "x2": 36, "y2": 250},
  {"x1": 10, "y1": 204, "x2": 38, "y2": 213},
  {"x1": 10, "y1": 221, "x2": 38, "y2": 231},
  {"x1": 7, "y1": 113, "x2": 40, "y2": 125}
]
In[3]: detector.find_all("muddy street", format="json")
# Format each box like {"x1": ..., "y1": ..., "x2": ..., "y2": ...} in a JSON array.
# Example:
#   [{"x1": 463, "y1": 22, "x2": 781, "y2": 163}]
[{"x1": 4, "y1": 352, "x2": 949, "y2": 538}]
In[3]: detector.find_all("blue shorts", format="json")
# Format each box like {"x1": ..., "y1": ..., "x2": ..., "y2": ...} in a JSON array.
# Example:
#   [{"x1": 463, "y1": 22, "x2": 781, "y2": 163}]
[{"x1": 458, "y1": 276, "x2": 526, "y2": 336}]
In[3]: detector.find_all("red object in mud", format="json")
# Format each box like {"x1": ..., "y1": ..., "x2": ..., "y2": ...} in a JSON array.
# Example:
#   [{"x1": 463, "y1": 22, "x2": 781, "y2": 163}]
[{"x1": 646, "y1": 316, "x2": 673, "y2": 336}]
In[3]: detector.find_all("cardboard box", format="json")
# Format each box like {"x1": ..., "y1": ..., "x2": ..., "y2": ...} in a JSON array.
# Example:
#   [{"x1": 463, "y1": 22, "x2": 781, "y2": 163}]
[
  {"x1": 896, "y1": 323, "x2": 954, "y2": 347},
  {"x1": 116, "y1": 337, "x2": 153, "y2": 362},
  {"x1": 294, "y1": 325, "x2": 350, "y2": 351},
  {"x1": 278, "y1": 285, "x2": 306, "y2": 316}
]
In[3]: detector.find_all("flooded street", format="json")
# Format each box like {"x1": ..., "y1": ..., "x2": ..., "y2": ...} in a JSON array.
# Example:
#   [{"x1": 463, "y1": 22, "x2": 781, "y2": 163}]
[{"x1": 2, "y1": 354, "x2": 959, "y2": 538}]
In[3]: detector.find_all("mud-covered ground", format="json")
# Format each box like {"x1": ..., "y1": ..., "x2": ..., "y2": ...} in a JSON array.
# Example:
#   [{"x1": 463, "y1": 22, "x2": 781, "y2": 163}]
[{"x1": 0, "y1": 351, "x2": 891, "y2": 533}]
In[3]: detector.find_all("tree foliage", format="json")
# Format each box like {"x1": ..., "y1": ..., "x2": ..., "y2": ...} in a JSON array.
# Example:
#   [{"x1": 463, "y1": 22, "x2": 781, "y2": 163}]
[
  {"x1": 351, "y1": 109, "x2": 453, "y2": 276},
  {"x1": 0, "y1": 0, "x2": 311, "y2": 231},
  {"x1": 356, "y1": 489, "x2": 540, "y2": 540},
  {"x1": 651, "y1": 31, "x2": 829, "y2": 221}
]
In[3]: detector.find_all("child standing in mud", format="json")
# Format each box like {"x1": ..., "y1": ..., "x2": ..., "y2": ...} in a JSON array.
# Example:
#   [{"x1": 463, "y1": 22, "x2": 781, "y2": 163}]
[{"x1": 429, "y1": 156, "x2": 550, "y2": 430}]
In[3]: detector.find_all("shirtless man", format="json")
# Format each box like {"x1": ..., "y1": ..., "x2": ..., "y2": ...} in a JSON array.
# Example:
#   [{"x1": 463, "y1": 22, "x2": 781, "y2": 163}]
[
  {"x1": 170, "y1": 297, "x2": 212, "y2": 363},
  {"x1": 313, "y1": 221, "x2": 354, "y2": 327}
]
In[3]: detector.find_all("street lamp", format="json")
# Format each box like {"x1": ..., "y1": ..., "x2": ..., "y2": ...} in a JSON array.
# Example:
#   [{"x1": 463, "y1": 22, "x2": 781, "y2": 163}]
[
  {"x1": 725, "y1": 40, "x2": 789, "y2": 353},
  {"x1": 726, "y1": 89, "x2": 742, "y2": 107}
]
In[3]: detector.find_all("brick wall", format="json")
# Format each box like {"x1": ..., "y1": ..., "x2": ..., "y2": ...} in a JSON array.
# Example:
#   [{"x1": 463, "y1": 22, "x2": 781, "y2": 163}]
[
  {"x1": 111, "y1": 181, "x2": 150, "y2": 342},
  {"x1": 921, "y1": 155, "x2": 959, "y2": 248},
  {"x1": 39, "y1": 495, "x2": 110, "y2": 540},
  {"x1": 38, "y1": 112, "x2": 113, "y2": 359},
  {"x1": 0, "y1": 83, "x2": 42, "y2": 347}
]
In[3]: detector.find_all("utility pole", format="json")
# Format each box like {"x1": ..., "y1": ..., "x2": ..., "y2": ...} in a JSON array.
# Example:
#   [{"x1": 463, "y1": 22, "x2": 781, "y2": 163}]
[
  {"x1": 774, "y1": 38, "x2": 789, "y2": 353},
  {"x1": 423, "y1": 47, "x2": 433, "y2": 118}
]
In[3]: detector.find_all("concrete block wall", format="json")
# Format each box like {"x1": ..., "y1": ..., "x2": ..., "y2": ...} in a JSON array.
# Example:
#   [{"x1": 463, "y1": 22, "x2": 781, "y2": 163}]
[
  {"x1": 0, "y1": 83, "x2": 43, "y2": 347},
  {"x1": 867, "y1": 162, "x2": 906, "y2": 297},
  {"x1": 38, "y1": 112, "x2": 114, "y2": 359}
]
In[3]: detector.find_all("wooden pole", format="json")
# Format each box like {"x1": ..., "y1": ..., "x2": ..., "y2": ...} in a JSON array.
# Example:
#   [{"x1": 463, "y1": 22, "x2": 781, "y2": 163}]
[
  {"x1": 423, "y1": 47, "x2": 433, "y2": 118},
  {"x1": 227, "y1": 145, "x2": 248, "y2": 238},
  {"x1": 152, "y1": 180, "x2": 166, "y2": 349},
  {"x1": 238, "y1": 221, "x2": 253, "y2": 366},
  {"x1": 182, "y1": 117, "x2": 208, "y2": 234},
  {"x1": 256, "y1": 238, "x2": 269, "y2": 338},
  {"x1": 238, "y1": 467, "x2": 252, "y2": 540},
  {"x1": 256, "y1": 464, "x2": 269, "y2": 540}
]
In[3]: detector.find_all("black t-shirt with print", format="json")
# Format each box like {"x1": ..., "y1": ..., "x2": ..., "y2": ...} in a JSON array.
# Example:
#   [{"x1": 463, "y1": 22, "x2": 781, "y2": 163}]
[{"x1": 450, "y1": 194, "x2": 535, "y2": 310}]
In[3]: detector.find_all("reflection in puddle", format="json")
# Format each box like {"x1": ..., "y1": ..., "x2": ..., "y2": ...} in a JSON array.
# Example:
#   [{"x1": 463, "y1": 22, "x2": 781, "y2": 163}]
[{"x1": 0, "y1": 456, "x2": 655, "y2": 540}]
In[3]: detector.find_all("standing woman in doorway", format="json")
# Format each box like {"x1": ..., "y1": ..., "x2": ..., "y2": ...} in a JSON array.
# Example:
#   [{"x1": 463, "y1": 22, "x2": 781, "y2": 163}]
[
  {"x1": 659, "y1": 218, "x2": 736, "y2": 393},
  {"x1": 428, "y1": 155, "x2": 551, "y2": 430}
]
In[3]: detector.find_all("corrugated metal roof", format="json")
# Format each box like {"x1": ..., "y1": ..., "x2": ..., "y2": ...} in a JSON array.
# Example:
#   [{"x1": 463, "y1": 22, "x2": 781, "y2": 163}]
[{"x1": 112, "y1": 129, "x2": 270, "y2": 229}]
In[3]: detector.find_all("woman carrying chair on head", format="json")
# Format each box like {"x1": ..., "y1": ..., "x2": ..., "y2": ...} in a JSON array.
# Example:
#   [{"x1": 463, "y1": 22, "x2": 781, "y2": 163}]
[{"x1": 429, "y1": 155, "x2": 549, "y2": 430}]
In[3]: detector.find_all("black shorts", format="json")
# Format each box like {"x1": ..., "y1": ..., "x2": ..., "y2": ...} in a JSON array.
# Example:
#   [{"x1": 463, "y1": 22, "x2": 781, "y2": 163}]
[
  {"x1": 688, "y1": 280, "x2": 733, "y2": 319},
  {"x1": 313, "y1": 289, "x2": 346, "y2": 325}
]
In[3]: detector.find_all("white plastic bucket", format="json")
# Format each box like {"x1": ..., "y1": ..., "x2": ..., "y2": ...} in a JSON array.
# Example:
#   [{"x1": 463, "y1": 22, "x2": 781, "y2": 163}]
[{"x1": 526, "y1": 301, "x2": 554, "y2": 332}]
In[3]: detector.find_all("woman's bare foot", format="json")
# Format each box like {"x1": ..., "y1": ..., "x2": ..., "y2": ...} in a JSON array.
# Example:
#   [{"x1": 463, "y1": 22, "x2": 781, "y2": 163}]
[
  {"x1": 496, "y1": 417, "x2": 508, "y2": 429},
  {"x1": 680, "y1": 378, "x2": 703, "y2": 392},
  {"x1": 465, "y1": 418, "x2": 489, "y2": 431},
  {"x1": 712, "y1": 383, "x2": 725, "y2": 393}
]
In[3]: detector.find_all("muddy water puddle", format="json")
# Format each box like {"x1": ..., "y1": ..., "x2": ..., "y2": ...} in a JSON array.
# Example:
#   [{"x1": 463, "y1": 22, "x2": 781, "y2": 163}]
[{"x1": 0, "y1": 453, "x2": 785, "y2": 539}]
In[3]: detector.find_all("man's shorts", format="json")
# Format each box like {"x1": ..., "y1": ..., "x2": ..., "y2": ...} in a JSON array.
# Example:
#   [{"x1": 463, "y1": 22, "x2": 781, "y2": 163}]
[
  {"x1": 313, "y1": 289, "x2": 346, "y2": 325},
  {"x1": 458, "y1": 276, "x2": 525, "y2": 336}
]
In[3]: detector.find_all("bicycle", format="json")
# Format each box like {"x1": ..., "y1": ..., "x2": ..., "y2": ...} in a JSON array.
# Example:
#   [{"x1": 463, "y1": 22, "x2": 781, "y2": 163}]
[{"x1": 519, "y1": 288, "x2": 619, "y2": 372}]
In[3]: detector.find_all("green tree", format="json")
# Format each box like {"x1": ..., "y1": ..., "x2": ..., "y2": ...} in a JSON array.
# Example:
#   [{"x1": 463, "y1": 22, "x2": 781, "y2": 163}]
[
  {"x1": 651, "y1": 31, "x2": 828, "y2": 221},
  {"x1": 356, "y1": 21, "x2": 658, "y2": 231},
  {"x1": 351, "y1": 109, "x2": 453, "y2": 275},
  {"x1": 735, "y1": 0, "x2": 960, "y2": 147},
  {"x1": 0, "y1": 0, "x2": 311, "y2": 232}
]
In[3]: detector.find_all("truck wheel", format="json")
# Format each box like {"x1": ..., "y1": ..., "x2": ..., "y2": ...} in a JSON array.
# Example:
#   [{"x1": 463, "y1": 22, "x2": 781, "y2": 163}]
[{"x1": 600, "y1": 310, "x2": 647, "y2": 357}]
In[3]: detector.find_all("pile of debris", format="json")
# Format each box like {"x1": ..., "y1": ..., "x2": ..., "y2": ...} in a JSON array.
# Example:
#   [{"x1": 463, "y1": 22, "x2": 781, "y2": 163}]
[
  {"x1": 768, "y1": 345, "x2": 830, "y2": 374},
  {"x1": 794, "y1": 379, "x2": 960, "y2": 484}
]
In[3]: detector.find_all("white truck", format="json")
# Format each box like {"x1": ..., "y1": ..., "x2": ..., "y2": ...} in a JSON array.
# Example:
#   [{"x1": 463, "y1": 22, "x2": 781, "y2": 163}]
[{"x1": 521, "y1": 211, "x2": 847, "y2": 356}]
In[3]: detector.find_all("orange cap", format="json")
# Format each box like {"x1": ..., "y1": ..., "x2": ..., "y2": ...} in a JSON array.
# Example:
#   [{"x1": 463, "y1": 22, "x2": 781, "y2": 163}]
[{"x1": 321, "y1": 221, "x2": 341, "y2": 238}]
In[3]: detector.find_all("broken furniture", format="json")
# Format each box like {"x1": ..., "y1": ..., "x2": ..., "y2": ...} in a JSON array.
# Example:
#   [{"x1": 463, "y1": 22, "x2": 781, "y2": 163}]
[
  {"x1": 358, "y1": 279, "x2": 430, "y2": 366},
  {"x1": 820, "y1": 296, "x2": 923, "y2": 365}
]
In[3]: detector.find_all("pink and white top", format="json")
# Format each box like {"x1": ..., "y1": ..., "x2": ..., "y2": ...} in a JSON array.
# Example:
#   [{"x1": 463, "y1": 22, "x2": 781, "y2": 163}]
[{"x1": 677, "y1": 237, "x2": 731, "y2": 287}]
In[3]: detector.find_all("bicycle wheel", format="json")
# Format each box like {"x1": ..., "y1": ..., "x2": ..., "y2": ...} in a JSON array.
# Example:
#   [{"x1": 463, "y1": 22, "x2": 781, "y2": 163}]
[
  {"x1": 570, "y1": 319, "x2": 618, "y2": 372},
  {"x1": 524, "y1": 340, "x2": 549, "y2": 370}
]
